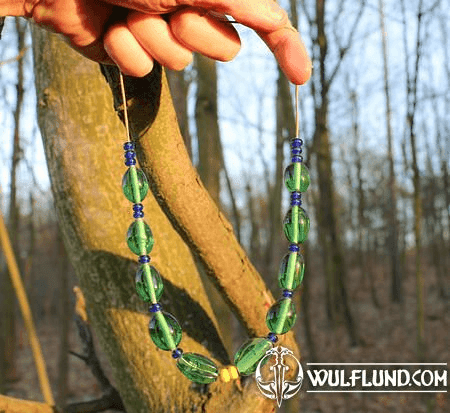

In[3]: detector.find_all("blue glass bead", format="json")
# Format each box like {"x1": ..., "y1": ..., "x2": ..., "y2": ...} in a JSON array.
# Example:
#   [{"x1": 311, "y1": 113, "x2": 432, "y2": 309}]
[
  {"x1": 283, "y1": 290, "x2": 294, "y2": 298},
  {"x1": 291, "y1": 148, "x2": 302, "y2": 156},
  {"x1": 291, "y1": 138, "x2": 303, "y2": 148},
  {"x1": 291, "y1": 192, "x2": 301, "y2": 200},
  {"x1": 133, "y1": 211, "x2": 144, "y2": 219},
  {"x1": 289, "y1": 244, "x2": 299, "y2": 252},
  {"x1": 125, "y1": 158, "x2": 136, "y2": 166},
  {"x1": 291, "y1": 199, "x2": 302, "y2": 207},
  {"x1": 139, "y1": 255, "x2": 150, "y2": 264},
  {"x1": 123, "y1": 142, "x2": 135, "y2": 150},
  {"x1": 291, "y1": 156, "x2": 303, "y2": 163},
  {"x1": 133, "y1": 203, "x2": 144, "y2": 212},
  {"x1": 125, "y1": 151, "x2": 136, "y2": 159},
  {"x1": 172, "y1": 348, "x2": 184, "y2": 359},
  {"x1": 267, "y1": 332, "x2": 278, "y2": 343},
  {"x1": 149, "y1": 303, "x2": 162, "y2": 313}
]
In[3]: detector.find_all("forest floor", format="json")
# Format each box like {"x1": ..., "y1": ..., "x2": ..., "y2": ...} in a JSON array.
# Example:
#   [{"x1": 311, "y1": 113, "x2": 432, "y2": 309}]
[{"x1": 3, "y1": 254, "x2": 449, "y2": 413}]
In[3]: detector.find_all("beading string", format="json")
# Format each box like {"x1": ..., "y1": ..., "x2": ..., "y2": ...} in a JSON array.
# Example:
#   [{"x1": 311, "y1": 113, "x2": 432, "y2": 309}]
[
  {"x1": 119, "y1": 72, "x2": 131, "y2": 144},
  {"x1": 118, "y1": 73, "x2": 310, "y2": 385}
]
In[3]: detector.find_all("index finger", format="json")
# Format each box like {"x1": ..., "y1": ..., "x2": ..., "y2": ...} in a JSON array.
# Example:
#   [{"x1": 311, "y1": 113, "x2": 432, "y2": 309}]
[{"x1": 183, "y1": 0, "x2": 311, "y2": 84}]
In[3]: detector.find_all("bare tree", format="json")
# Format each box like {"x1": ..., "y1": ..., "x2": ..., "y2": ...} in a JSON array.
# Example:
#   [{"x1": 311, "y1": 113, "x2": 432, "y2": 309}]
[
  {"x1": 28, "y1": 27, "x2": 300, "y2": 412},
  {"x1": 379, "y1": 0, "x2": 402, "y2": 303},
  {"x1": 300, "y1": 0, "x2": 366, "y2": 345}
]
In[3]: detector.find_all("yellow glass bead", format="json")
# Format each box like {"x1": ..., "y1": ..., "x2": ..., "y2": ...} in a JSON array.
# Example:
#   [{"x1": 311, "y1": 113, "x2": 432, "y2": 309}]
[
  {"x1": 220, "y1": 368, "x2": 231, "y2": 383},
  {"x1": 229, "y1": 366, "x2": 239, "y2": 380}
]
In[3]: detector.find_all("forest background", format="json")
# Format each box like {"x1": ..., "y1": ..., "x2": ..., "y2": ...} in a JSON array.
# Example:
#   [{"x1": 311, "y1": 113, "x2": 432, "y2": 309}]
[{"x1": 0, "y1": 0, "x2": 448, "y2": 412}]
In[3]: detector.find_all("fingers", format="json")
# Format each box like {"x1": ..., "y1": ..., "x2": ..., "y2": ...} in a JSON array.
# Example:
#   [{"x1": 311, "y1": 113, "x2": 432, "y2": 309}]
[
  {"x1": 179, "y1": 0, "x2": 289, "y2": 32},
  {"x1": 169, "y1": 8, "x2": 240, "y2": 62},
  {"x1": 104, "y1": 21, "x2": 155, "y2": 77},
  {"x1": 127, "y1": 12, "x2": 194, "y2": 71},
  {"x1": 104, "y1": 9, "x2": 241, "y2": 77},
  {"x1": 258, "y1": 25, "x2": 312, "y2": 85}
]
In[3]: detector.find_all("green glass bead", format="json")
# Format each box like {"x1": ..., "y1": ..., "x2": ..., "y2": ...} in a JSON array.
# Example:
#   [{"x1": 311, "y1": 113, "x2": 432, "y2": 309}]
[
  {"x1": 278, "y1": 253, "x2": 305, "y2": 291},
  {"x1": 149, "y1": 312, "x2": 182, "y2": 351},
  {"x1": 284, "y1": 163, "x2": 310, "y2": 192},
  {"x1": 122, "y1": 167, "x2": 149, "y2": 203},
  {"x1": 135, "y1": 265, "x2": 163, "y2": 302},
  {"x1": 266, "y1": 298, "x2": 297, "y2": 335},
  {"x1": 283, "y1": 207, "x2": 310, "y2": 243},
  {"x1": 127, "y1": 220, "x2": 154, "y2": 255},
  {"x1": 234, "y1": 337, "x2": 272, "y2": 376},
  {"x1": 176, "y1": 353, "x2": 219, "y2": 384}
]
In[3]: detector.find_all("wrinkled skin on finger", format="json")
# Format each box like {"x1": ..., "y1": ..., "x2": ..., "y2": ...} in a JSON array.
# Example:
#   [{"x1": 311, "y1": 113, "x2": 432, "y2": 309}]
[{"x1": 24, "y1": 0, "x2": 311, "y2": 84}]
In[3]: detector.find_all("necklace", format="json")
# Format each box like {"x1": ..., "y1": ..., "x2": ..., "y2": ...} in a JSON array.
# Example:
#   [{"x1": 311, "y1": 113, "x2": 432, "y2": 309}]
[{"x1": 118, "y1": 72, "x2": 310, "y2": 385}]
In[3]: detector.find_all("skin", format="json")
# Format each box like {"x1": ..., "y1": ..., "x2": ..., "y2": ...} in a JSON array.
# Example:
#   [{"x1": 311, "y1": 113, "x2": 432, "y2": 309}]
[{"x1": 19, "y1": 0, "x2": 311, "y2": 84}]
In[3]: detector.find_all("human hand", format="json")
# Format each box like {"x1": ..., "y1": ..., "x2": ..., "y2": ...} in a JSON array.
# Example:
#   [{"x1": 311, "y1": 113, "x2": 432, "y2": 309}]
[{"x1": 15, "y1": 0, "x2": 311, "y2": 84}]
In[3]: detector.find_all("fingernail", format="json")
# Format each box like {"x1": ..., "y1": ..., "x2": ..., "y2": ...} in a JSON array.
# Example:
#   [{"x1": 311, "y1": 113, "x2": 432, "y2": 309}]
[{"x1": 268, "y1": 1, "x2": 287, "y2": 21}]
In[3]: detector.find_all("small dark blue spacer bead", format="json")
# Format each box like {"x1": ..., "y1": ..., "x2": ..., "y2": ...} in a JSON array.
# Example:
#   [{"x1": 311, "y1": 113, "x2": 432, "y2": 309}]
[
  {"x1": 291, "y1": 138, "x2": 303, "y2": 148},
  {"x1": 289, "y1": 244, "x2": 299, "y2": 252},
  {"x1": 291, "y1": 148, "x2": 303, "y2": 156},
  {"x1": 291, "y1": 199, "x2": 302, "y2": 207},
  {"x1": 124, "y1": 150, "x2": 136, "y2": 159},
  {"x1": 133, "y1": 203, "x2": 144, "y2": 212},
  {"x1": 125, "y1": 158, "x2": 136, "y2": 166},
  {"x1": 267, "y1": 333, "x2": 278, "y2": 343},
  {"x1": 291, "y1": 192, "x2": 301, "y2": 200},
  {"x1": 149, "y1": 303, "x2": 162, "y2": 313},
  {"x1": 172, "y1": 348, "x2": 184, "y2": 359},
  {"x1": 123, "y1": 142, "x2": 135, "y2": 151},
  {"x1": 283, "y1": 290, "x2": 294, "y2": 298},
  {"x1": 291, "y1": 156, "x2": 303, "y2": 163},
  {"x1": 139, "y1": 255, "x2": 150, "y2": 264},
  {"x1": 133, "y1": 211, "x2": 144, "y2": 219}
]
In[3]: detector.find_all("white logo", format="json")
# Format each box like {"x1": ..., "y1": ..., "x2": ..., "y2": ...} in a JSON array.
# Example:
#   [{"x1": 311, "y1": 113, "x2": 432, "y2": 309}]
[{"x1": 255, "y1": 346, "x2": 303, "y2": 407}]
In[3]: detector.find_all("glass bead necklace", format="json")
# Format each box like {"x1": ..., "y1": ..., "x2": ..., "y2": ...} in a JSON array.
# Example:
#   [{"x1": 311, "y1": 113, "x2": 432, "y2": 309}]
[{"x1": 119, "y1": 72, "x2": 310, "y2": 385}]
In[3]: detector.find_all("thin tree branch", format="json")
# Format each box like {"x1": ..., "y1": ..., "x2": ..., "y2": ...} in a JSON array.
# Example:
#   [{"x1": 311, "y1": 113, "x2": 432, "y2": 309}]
[
  {"x1": 63, "y1": 287, "x2": 126, "y2": 413},
  {"x1": 327, "y1": 0, "x2": 367, "y2": 89},
  {"x1": 0, "y1": 196, "x2": 55, "y2": 406},
  {"x1": 0, "y1": 394, "x2": 56, "y2": 413},
  {"x1": 0, "y1": 46, "x2": 29, "y2": 67}
]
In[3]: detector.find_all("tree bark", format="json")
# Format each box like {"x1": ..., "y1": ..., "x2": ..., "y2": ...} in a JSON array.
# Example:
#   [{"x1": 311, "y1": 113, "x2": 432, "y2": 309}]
[
  {"x1": 56, "y1": 225, "x2": 70, "y2": 407},
  {"x1": 0, "y1": 395, "x2": 55, "y2": 413},
  {"x1": 194, "y1": 54, "x2": 234, "y2": 355},
  {"x1": 379, "y1": 0, "x2": 402, "y2": 303},
  {"x1": 166, "y1": 69, "x2": 192, "y2": 158},
  {"x1": 312, "y1": 0, "x2": 358, "y2": 346},
  {"x1": 400, "y1": 0, "x2": 425, "y2": 360},
  {"x1": 32, "y1": 28, "x2": 298, "y2": 412}
]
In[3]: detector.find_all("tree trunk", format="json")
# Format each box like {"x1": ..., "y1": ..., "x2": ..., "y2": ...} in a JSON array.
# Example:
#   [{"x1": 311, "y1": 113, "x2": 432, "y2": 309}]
[
  {"x1": 1, "y1": 17, "x2": 26, "y2": 386},
  {"x1": 32, "y1": 28, "x2": 298, "y2": 412},
  {"x1": 313, "y1": 0, "x2": 358, "y2": 346},
  {"x1": 194, "y1": 54, "x2": 234, "y2": 354},
  {"x1": 57, "y1": 225, "x2": 70, "y2": 407},
  {"x1": 379, "y1": 0, "x2": 402, "y2": 303},
  {"x1": 265, "y1": 70, "x2": 292, "y2": 281},
  {"x1": 401, "y1": 0, "x2": 425, "y2": 360},
  {"x1": 166, "y1": 69, "x2": 192, "y2": 158}
]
